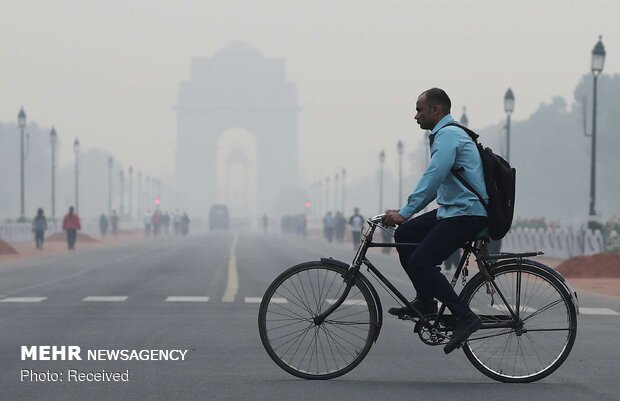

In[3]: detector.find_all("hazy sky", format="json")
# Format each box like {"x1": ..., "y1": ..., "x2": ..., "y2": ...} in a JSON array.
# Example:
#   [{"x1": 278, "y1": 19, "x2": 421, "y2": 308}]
[{"x1": 1, "y1": 0, "x2": 619, "y2": 186}]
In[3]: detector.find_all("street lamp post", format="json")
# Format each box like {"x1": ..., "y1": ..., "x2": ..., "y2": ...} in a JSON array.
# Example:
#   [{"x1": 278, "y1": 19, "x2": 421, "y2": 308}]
[
  {"x1": 317, "y1": 180, "x2": 323, "y2": 218},
  {"x1": 460, "y1": 106, "x2": 469, "y2": 128},
  {"x1": 334, "y1": 173, "x2": 339, "y2": 213},
  {"x1": 137, "y1": 171, "x2": 142, "y2": 218},
  {"x1": 74, "y1": 139, "x2": 80, "y2": 213},
  {"x1": 119, "y1": 170, "x2": 125, "y2": 218},
  {"x1": 50, "y1": 127, "x2": 57, "y2": 219},
  {"x1": 128, "y1": 166, "x2": 133, "y2": 220},
  {"x1": 397, "y1": 140, "x2": 404, "y2": 205},
  {"x1": 17, "y1": 107, "x2": 27, "y2": 221},
  {"x1": 589, "y1": 36, "x2": 606, "y2": 217},
  {"x1": 325, "y1": 177, "x2": 330, "y2": 213},
  {"x1": 108, "y1": 157, "x2": 113, "y2": 214},
  {"x1": 145, "y1": 176, "x2": 150, "y2": 210},
  {"x1": 341, "y1": 168, "x2": 346, "y2": 213},
  {"x1": 504, "y1": 88, "x2": 515, "y2": 163},
  {"x1": 379, "y1": 149, "x2": 386, "y2": 212}
]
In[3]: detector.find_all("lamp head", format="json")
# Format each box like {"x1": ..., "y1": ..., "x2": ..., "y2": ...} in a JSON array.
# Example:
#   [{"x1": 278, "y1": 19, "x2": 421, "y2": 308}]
[
  {"x1": 504, "y1": 88, "x2": 515, "y2": 114},
  {"x1": 591, "y1": 35, "x2": 606, "y2": 75}
]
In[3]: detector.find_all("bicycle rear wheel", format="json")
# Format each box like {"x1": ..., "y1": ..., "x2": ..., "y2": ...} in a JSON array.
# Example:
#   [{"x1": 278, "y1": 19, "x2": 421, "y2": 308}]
[
  {"x1": 461, "y1": 262, "x2": 577, "y2": 383},
  {"x1": 258, "y1": 261, "x2": 378, "y2": 379}
]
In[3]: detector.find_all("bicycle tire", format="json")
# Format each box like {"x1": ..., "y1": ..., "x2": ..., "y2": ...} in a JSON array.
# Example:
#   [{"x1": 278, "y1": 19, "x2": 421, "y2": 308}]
[
  {"x1": 258, "y1": 261, "x2": 379, "y2": 379},
  {"x1": 461, "y1": 261, "x2": 577, "y2": 383}
]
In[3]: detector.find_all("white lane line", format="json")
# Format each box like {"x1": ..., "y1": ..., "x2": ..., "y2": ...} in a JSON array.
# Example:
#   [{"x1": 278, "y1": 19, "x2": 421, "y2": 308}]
[
  {"x1": 0, "y1": 297, "x2": 47, "y2": 303},
  {"x1": 222, "y1": 234, "x2": 239, "y2": 302},
  {"x1": 245, "y1": 297, "x2": 287, "y2": 304},
  {"x1": 166, "y1": 296, "x2": 210, "y2": 302},
  {"x1": 325, "y1": 299, "x2": 368, "y2": 306},
  {"x1": 580, "y1": 307, "x2": 620, "y2": 316},
  {"x1": 492, "y1": 305, "x2": 536, "y2": 313},
  {"x1": 83, "y1": 296, "x2": 128, "y2": 302}
]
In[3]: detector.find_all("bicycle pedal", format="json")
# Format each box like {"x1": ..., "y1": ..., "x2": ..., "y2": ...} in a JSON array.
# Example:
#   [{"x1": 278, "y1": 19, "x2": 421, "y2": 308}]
[{"x1": 397, "y1": 314, "x2": 417, "y2": 321}]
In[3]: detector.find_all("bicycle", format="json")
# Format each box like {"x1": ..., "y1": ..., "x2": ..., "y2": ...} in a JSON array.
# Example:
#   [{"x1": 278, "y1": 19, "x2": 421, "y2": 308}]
[{"x1": 258, "y1": 214, "x2": 579, "y2": 383}]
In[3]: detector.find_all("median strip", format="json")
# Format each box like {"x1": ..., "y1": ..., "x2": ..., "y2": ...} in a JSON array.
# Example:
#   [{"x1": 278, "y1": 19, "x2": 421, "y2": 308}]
[{"x1": 222, "y1": 234, "x2": 239, "y2": 302}]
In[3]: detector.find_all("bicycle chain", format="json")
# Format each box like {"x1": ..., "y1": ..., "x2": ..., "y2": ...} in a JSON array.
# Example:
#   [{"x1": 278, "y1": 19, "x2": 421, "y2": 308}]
[{"x1": 462, "y1": 257, "x2": 470, "y2": 286}]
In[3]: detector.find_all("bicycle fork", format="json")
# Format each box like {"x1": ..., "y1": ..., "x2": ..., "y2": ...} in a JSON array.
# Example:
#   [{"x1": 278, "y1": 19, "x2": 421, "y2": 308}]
[{"x1": 312, "y1": 266, "x2": 358, "y2": 326}]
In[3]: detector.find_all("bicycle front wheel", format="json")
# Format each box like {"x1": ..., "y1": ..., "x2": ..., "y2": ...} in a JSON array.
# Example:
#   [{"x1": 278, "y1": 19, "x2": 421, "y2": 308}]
[
  {"x1": 258, "y1": 261, "x2": 378, "y2": 380},
  {"x1": 462, "y1": 261, "x2": 577, "y2": 383}
]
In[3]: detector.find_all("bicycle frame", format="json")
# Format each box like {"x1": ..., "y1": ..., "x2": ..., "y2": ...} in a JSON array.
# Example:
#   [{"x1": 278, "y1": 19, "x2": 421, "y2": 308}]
[{"x1": 314, "y1": 214, "x2": 544, "y2": 335}]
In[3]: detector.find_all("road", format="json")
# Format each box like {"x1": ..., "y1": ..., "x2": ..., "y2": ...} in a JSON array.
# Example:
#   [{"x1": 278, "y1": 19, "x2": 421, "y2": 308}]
[{"x1": 0, "y1": 231, "x2": 619, "y2": 401}]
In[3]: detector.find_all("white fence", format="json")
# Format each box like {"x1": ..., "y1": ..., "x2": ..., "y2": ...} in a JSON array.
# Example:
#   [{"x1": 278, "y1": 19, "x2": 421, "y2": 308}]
[
  {"x1": 501, "y1": 227, "x2": 605, "y2": 259},
  {"x1": 0, "y1": 220, "x2": 141, "y2": 243},
  {"x1": 0, "y1": 222, "x2": 64, "y2": 243}
]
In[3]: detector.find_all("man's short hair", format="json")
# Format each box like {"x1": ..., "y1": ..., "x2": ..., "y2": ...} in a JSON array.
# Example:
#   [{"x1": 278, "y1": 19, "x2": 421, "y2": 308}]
[{"x1": 421, "y1": 88, "x2": 451, "y2": 113}]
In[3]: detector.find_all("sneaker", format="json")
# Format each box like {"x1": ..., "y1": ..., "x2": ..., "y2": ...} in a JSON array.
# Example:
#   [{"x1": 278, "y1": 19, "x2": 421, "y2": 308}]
[
  {"x1": 388, "y1": 298, "x2": 438, "y2": 317},
  {"x1": 443, "y1": 311, "x2": 482, "y2": 354}
]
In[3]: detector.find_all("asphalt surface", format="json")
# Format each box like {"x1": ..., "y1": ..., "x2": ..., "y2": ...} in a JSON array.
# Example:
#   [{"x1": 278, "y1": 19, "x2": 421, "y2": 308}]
[{"x1": 0, "y1": 230, "x2": 619, "y2": 401}]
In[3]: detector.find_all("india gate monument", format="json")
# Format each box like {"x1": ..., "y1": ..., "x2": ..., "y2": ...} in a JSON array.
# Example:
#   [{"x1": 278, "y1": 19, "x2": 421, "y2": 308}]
[{"x1": 175, "y1": 41, "x2": 301, "y2": 220}]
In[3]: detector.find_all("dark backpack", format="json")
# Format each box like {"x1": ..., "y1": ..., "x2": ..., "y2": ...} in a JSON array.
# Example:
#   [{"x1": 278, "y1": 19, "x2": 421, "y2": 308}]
[{"x1": 443, "y1": 122, "x2": 516, "y2": 240}]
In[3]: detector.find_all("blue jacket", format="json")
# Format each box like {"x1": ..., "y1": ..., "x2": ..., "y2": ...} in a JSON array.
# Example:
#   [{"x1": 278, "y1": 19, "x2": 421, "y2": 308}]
[{"x1": 399, "y1": 114, "x2": 488, "y2": 220}]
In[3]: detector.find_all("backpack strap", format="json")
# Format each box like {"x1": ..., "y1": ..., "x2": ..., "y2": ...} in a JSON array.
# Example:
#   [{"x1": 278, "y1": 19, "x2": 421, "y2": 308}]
[
  {"x1": 451, "y1": 167, "x2": 490, "y2": 211},
  {"x1": 438, "y1": 121, "x2": 489, "y2": 210},
  {"x1": 443, "y1": 121, "x2": 479, "y2": 142}
]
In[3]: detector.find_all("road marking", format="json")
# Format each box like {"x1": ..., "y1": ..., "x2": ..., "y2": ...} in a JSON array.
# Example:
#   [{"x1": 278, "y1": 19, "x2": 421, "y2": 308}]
[
  {"x1": 245, "y1": 297, "x2": 287, "y2": 304},
  {"x1": 0, "y1": 297, "x2": 47, "y2": 303},
  {"x1": 326, "y1": 299, "x2": 368, "y2": 306},
  {"x1": 83, "y1": 296, "x2": 128, "y2": 302},
  {"x1": 222, "y1": 234, "x2": 239, "y2": 302},
  {"x1": 493, "y1": 305, "x2": 537, "y2": 313},
  {"x1": 580, "y1": 307, "x2": 620, "y2": 315},
  {"x1": 166, "y1": 296, "x2": 210, "y2": 302}
]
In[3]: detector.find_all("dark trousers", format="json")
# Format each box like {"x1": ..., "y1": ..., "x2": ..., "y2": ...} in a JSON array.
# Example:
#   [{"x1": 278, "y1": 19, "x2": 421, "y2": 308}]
[
  {"x1": 352, "y1": 231, "x2": 362, "y2": 249},
  {"x1": 34, "y1": 231, "x2": 44, "y2": 249},
  {"x1": 394, "y1": 209, "x2": 487, "y2": 318},
  {"x1": 66, "y1": 229, "x2": 77, "y2": 250}
]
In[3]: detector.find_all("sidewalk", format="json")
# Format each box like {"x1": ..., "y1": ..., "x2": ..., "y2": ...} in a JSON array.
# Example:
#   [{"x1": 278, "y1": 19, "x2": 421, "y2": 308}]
[{"x1": 0, "y1": 230, "x2": 145, "y2": 264}]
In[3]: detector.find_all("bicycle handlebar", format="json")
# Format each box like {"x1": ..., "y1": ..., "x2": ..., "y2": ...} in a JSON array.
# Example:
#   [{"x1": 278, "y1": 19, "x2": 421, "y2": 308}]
[{"x1": 367, "y1": 214, "x2": 386, "y2": 225}]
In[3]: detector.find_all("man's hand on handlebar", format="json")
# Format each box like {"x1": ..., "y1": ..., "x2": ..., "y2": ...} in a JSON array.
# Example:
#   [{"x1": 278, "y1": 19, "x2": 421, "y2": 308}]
[{"x1": 383, "y1": 209, "x2": 406, "y2": 227}]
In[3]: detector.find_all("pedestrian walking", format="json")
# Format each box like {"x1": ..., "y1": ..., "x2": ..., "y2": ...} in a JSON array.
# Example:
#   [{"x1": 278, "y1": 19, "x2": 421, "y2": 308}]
[
  {"x1": 335, "y1": 212, "x2": 347, "y2": 242},
  {"x1": 152, "y1": 209, "x2": 161, "y2": 237},
  {"x1": 348, "y1": 207, "x2": 365, "y2": 249},
  {"x1": 262, "y1": 214, "x2": 269, "y2": 235},
  {"x1": 62, "y1": 206, "x2": 81, "y2": 251},
  {"x1": 99, "y1": 213, "x2": 109, "y2": 238},
  {"x1": 32, "y1": 208, "x2": 48, "y2": 250},
  {"x1": 163, "y1": 212, "x2": 171, "y2": 235},
  {"x1": 110, "y1": 210, "x2": 119, "y2": 237},
  {"x1": 322, "y1": 212, "x2": 335, "y2": 243},
  {"x1": 181, "y1": 212, "x2": 191, "y2": 236},
  {"x1": 381, "y1": 228, "x2": 393, "y2": 254},
  {"x1": 173, "y1": 210, "x2": 181, "y2": 236},
  {"x1": 144, "y1": 209, "x2": 152, "y2": 237}
]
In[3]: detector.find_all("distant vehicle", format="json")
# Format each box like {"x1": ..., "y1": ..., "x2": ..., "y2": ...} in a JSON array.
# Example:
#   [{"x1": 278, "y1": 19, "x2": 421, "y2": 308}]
[{"x1": 209, "y1": 204, "x2": 230, "y2": 230}]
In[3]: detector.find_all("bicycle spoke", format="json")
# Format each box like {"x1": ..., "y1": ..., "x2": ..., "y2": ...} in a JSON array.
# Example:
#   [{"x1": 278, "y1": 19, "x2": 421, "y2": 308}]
[
  {"x1": 259, "y1": 264, "x2": 376, "y2": 378},
  {"x1": 463, "y1": 264, "x2": 577, "y2": 382}
]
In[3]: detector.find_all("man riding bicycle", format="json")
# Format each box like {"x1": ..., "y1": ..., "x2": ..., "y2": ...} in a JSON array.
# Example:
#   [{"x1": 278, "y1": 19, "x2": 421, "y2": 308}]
[{"x1": 383, "y1": 88, "x2": 488, "y2": 354}]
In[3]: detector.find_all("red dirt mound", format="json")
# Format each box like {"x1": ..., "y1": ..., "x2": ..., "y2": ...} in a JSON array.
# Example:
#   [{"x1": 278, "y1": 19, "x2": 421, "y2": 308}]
[
  {"x1": 0, "y1": 239, "x2": 18, "y2": 255},
  {"x1": 556, "y1": 253, "x2": 620, "y2": 278},
  {"x1": 47, "y1": 232, "x2": 100, "y2": 243}
]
